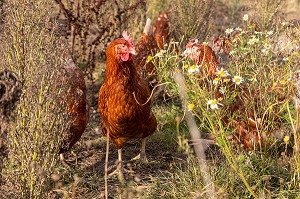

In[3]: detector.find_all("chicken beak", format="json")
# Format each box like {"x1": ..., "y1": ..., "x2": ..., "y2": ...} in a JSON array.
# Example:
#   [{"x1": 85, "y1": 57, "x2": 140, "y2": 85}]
[{"x1": 129, "y1": 47, "x2": 137, "y2": 55}]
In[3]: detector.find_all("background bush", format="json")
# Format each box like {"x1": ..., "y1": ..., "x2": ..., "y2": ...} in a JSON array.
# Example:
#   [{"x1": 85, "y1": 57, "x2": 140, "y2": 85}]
[{"x1": 169, "y1": 0, "x2": 213, "y2": 47}]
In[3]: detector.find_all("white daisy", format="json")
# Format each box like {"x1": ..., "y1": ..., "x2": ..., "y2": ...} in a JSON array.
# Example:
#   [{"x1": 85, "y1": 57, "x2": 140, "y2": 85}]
[
  {"x1": 225, "y1": 28, "x2": 234, "y2": 34},
  {"x1": 217, "y1": 68, "x2": 229, "y2": 77},
  {"x1": 247, "y1": 36, "x2": 259, "y2": 45},
  {"x1": 229, "y1": 50, "x2": 236, "y2": 56},
  {"x1": 213, "y1": 77, "x2": 220, "y2": 85},
  {"x1": 249, "y1": 77, "x2": 257, "y2": 82},
  {"x1": 188, "y1": 65, "x2": 200, "y2": 73},
  {"x1": 155, "y1": 51, "x2": 163, "y2": 57},
  {"x1": 243, "y1": 14, "x2": 249, "y2": 21},
  {"x1": 232, "y1": 75, "x2": 243, "y2": 85},
  {"x1": 155, "y1": 50, "x2": 167, "y2": 57},
  {"x1": 207, "y1": 99, "x2": 221, "y2": 110},
  {"x1": 254, "y1": 31, "x2": 263, "y2": 35}
]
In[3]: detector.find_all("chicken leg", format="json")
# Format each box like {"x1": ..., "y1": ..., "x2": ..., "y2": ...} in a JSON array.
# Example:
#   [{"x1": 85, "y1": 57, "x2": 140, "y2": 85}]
[
  {"x1": 117, "y1": 149, "x2": 125, "y2": 183},
  {"x1": 108, "y1": 148, "x2": 125, "y2": 183},
  {"x1": 109, "y1": 138, "x2": 147, "y2": 181},
  {"x1": 131, "y1": 138, "x2": 148, "y2": 162}
]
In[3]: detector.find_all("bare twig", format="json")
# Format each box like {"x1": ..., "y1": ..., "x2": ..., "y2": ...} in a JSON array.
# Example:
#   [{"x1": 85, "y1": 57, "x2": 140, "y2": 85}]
[
  {"x1": 104, "y1": 128, "x2": 109, "y2": 199},
  {"x1": 54, "y1": 0, "x2": 76, "y2": 23},
  {"x1": 174, "y1": 71, "x2": 216, "y2": 199}
]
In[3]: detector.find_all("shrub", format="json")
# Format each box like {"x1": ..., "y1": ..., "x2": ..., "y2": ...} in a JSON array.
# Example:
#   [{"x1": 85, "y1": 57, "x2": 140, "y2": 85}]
[{"x1": 0, "y1": 0, "x2": 71, "y2": 197}]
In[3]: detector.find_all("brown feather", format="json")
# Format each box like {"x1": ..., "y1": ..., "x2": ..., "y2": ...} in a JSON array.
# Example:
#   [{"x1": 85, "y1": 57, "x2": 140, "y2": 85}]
[
  {"x1": 60, "y1": 59, "x2": 89, "y2": 153},
  {"x1": 98, "y1": 38, "x2": 157, "y2": 149},
  {"x1": 185, "y1": 41, "x2": 221, "y2": 76},
  {"x1": 134, "y1": 32, "x2": 159, "y2": 89},
  {"x1": 153, "y1": 12, "x2": 170, "y2": 50}
]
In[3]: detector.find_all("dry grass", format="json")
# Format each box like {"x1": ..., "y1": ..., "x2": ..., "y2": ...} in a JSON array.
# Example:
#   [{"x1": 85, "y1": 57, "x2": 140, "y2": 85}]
[{"x1": 0, "y1": 0, "x2": 71, "y2": 197}]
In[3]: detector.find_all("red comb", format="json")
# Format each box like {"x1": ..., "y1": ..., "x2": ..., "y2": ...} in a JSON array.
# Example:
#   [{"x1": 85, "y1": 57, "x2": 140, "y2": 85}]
[{"x1": 122, "y1": 31, "x2": 134, "y2": 47}]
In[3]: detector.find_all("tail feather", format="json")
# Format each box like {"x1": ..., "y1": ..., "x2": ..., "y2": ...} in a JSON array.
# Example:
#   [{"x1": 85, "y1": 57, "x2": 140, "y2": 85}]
[{"x1": 143, "y1": 18, "x2": 153, "y2": 36}]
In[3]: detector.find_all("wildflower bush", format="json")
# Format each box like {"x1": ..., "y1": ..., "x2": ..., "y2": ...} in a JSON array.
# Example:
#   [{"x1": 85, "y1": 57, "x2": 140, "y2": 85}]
[{"x1": 150, "y1": 8, "x2": 300, "y2": 198}]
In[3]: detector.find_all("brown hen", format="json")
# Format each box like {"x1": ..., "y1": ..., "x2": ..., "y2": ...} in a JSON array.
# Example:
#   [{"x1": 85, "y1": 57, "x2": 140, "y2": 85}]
[
  {"x1": 134, "y1": 19, "x2": 160, "y2": 90},
  {"x1": 212, "y1": 31, "x2": 242, "y2": 56},
  {"x1": 134, "y1": 16, "x2": 171, "y2": 102},
  {"x1": 153, "y1": 12, "x2": 170, "y2": 50},
  {"x1": 59, "y1": 56, "x2": 89, "y2": 154},
  {"x1": 98, "y1": 31, "x2": 157, "y2": 178},
  {"x1": 183, "y1": 39, "x2": 221, "y2": 77}
]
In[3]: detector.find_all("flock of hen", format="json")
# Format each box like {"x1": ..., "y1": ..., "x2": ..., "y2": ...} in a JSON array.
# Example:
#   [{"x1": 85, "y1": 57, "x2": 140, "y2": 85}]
[{"x1": 1, "y1": 11, "x2": 299, "y2": 182}]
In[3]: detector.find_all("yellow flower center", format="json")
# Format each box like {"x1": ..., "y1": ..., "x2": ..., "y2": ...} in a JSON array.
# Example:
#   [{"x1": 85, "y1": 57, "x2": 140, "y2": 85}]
[
  {"x1": 218, "y1": 70, "x2": 225, "y2": 77},
  {"x1": 191, "y1": 65, "x2": 197, "y2": 70},
  {"x1": 188, "y1": 103, "x2": 195, "y2": 110},
  {"x1": 211, "y1": 100, "x2": 217, "y2": 105},
  {"x1": 224, "y1": 78, "x2": 230, "y2": 83},
  {"x1": 147, "y1": 56, "x2": 153, "y2": 62},
  {"x1": 283, "y1": 136, "x2": 290, "y2": 143},
  {"x1": 235, "y1": 78, "x2": 241, "y2": 83}
]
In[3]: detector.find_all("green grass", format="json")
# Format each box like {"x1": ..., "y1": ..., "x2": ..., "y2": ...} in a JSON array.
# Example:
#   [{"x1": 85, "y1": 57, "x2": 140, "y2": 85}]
[{"x1": 152, "y1": 104, "x2": 189, "y2": 151}]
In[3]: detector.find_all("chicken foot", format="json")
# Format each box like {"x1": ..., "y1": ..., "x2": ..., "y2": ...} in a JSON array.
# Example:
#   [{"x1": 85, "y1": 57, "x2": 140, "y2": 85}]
[{"x1": 59, "y1": 153, "x2": 73, "y2": 167}]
